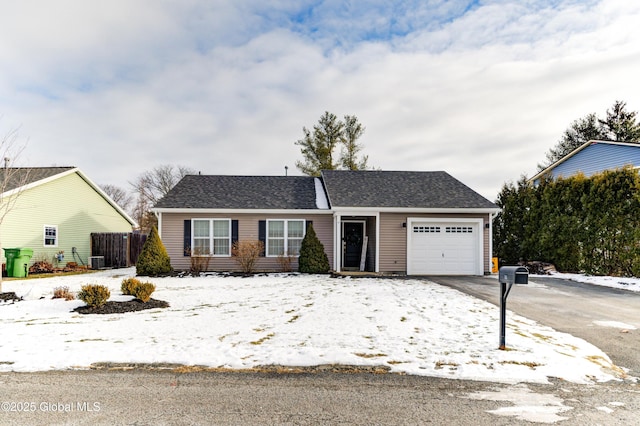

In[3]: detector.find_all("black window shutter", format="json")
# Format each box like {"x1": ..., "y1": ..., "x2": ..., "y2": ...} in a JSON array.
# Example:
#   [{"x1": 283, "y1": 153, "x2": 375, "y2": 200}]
[
  {"x1": 231, "y1": 220, "x2": 239, "y2": 245},
  {"x1": 183, "y1": 220, "x2": 191, "y2": 256},
  {"x1": 306, "y1": 220, "x2": 313, "y2": 231},
  {"x1": 258, "y1": 220, "x2": 266, "y2": 256}
]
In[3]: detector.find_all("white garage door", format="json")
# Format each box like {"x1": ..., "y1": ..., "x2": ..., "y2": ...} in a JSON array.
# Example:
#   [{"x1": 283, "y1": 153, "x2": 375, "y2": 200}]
[{"x1": 408, "y1": 221, "x2": 480, "y2": 275}]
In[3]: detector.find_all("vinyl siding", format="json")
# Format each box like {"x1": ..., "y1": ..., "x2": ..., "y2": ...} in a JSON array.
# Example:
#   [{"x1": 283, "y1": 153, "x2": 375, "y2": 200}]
[
  {"x1": 550, "y1": 143, "x2": 640, "y2": 179},
  {"x1": 159, "y1": 212, "x2": 334, "y2": 272},
  {"x1": 378, "y1": 212, "x2": 492, "y2": 274},
  {"x1": 1, "y1": 172, "x2": 133, "y2": 266}
]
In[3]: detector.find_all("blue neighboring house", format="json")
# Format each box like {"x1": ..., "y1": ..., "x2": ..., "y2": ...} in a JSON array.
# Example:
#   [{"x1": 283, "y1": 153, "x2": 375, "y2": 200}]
[{"x1": 530, "y1": 140, "x2": 640, "y2": 184}]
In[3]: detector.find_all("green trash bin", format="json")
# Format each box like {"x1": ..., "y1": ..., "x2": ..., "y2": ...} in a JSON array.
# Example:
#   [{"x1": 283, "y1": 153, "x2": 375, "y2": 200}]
[
  {"x1": 12, "y1": 248, "x2": 33, "y2": 278},
  {"x1": 3, "y1": 248, "x2": 19, "y2": 277}
]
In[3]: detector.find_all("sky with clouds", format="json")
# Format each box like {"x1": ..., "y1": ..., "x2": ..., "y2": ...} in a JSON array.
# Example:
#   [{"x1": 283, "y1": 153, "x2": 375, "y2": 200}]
[{"x1": 1, "y1": 0, "x2": 639, "y2": 201}]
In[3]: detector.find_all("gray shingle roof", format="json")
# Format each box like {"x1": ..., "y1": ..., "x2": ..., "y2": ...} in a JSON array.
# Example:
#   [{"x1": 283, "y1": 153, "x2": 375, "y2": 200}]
[
  {"x1": 321, "y1": 170, "x2": 497, "y2": 209},
  {"x1": 154, "y1": 175, "x2": 321, "y2": 209},
  {"x1": 0, "y1": 167, "x2": 75, "y2": 193},
  {"x1": 156, "y1": 171, "x2": 497, "y2": 211}
]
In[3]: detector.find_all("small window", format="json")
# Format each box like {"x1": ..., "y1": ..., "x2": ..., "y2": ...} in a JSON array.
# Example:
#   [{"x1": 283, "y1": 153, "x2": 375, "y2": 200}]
[
  {"x1": 191, "y1": 219, "x2": 231, "y2": 256},
  {"x1": 267, "y1": 220, "x2": 305, "y2": 256},
  {"x1": 446, "y1": 226, "x2": 473, "y2": 233},
  {"x1": 413, "y1": 226, "x2": 440, "y2": 233},
  {"x1": 44, "y1": 225, "x2": 58, "y2": 247}
]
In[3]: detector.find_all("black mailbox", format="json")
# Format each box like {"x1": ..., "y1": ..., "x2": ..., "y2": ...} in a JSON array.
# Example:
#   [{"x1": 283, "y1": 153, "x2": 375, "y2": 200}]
[{"x1": 498, "y1": 266, "x2": 528, "y2": 285}]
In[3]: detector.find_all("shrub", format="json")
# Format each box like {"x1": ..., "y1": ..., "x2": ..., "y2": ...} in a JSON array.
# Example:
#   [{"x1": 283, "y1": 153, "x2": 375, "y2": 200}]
[
  {"x1": 136, "y1": 226, "x2": 173, "y2": 276},
  {"x1": 298, "y1": 223, "x2": 330, "y2": 274},
  {"x1": 188, "y1": 247, "x2": 211, "y2": 275},
  {"x1": 232, "y1": 240, "x2": 264, "y2": 274},
  {"x1": 277, "y1": 254, "x2": 295, "y2": 272},
  {"x1": 121, "y1": 277, "x2": 142, "y2": 296},
  {"x1": 77, "y1": 284, "x2": 111, "y2": 308},
  {"x1": 132, "y1": 282, "x2": 156, "y2": 303},
  {"x1": 52, "y1": 286, "x2": 75, "y2": 301}
]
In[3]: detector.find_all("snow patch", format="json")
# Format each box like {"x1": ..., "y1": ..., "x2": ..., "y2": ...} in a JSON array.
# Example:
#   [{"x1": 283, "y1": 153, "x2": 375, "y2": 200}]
[
  {"x1": 314, "y1": 177, "x2": 329, "y2": 209},
  {"x1": 593, "y1": 320, "x2": 637, "y2": 330}
]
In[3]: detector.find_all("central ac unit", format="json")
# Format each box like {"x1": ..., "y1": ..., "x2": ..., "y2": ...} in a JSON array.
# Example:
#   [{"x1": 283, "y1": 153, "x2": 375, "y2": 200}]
[{"x1": 89, "y1": 256, "x2": 105, "y2": 269}]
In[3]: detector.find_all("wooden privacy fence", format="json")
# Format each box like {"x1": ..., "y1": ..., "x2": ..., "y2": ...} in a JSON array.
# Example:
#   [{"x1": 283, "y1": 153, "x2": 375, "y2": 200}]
[{"x1": 90, "y1": 232, "x2": 147, "y2": 268}]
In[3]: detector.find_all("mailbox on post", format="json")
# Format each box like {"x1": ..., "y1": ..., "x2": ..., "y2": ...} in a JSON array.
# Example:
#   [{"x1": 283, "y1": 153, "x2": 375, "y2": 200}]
[
  {"x1": 498, "y1": 266, "x2": 529, "y2": 350},
  {"x1": 499, "y1": 266, "x2": 529, "y2": 285}
]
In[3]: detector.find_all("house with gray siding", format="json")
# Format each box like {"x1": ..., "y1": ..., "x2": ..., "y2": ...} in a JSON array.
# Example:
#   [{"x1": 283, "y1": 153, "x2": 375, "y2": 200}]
[
  {"x1": 153, "y1": 170, "x2": 499, "y2": 275},
  {"x1": 531, "y1": 140, "x2": 640, "y2": 184}
]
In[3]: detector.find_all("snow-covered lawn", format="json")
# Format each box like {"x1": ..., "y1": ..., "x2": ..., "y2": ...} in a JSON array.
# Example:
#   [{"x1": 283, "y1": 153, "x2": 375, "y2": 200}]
[
  {"x1": 0, "y1": 269, "x2": 627, "y2": 384},
  {"x1": 546, "y1": 272, "x2": 640, "y2": 293}
]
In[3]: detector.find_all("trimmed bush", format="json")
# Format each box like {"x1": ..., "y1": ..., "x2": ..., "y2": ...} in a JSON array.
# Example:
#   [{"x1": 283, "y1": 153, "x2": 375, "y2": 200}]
[
  {"x1": 77, "y1": 284, "x2": 111, "y2": 308},
  {"x1": 132, "y1": 282, "x2": 156, "y2": 303},
  {"x1": 232, "y1": 240, "x2": 264, "y2": 274},
  {"x1": 121, "y1": 277, "x2": 142, "y2": 296},
  {"x1": 136, "y1": 226, "x2": 173, "y2": 276},
  {"x1": 298, "y1": 223, "x2": 330, "y2": 274}
]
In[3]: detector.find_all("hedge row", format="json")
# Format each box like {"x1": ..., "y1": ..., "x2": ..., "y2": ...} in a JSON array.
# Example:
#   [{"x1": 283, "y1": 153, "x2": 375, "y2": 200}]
[{"x1": 493, "y1": 167, "x2": 640, "y2": 276}]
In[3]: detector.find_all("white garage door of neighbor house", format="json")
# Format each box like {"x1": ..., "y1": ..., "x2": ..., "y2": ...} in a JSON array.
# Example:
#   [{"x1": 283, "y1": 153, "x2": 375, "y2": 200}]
[{"x1": 408, "y1": 221, "x2": 480, "y2": 275}]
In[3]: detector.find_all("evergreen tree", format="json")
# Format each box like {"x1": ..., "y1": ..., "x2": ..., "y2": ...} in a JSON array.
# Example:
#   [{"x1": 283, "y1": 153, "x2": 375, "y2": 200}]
[
  {"x1": 295, "y1": 112, "x2": 343, "y2": 176},
  {"x1": 339, "y1": 115, "x2": 368, "y2": 170},
  {"x1": 599, "y1": 100, "x2": 640, "y2": 142},
  {"x1": 539, "y1": 113, "x2": 603, "y2": 170},
  {"x1": 136, "y1": 226, "x2": 173, "y2": 276},
  {"x1": 295, "y1": 112, "x2": 371, "y2": 176},
  {"x1": 539, "y1": 100, "x2": 640, "y2": 170},
  {"x1": 298, "y1": 223, "x2": 330, "y2": 273}
]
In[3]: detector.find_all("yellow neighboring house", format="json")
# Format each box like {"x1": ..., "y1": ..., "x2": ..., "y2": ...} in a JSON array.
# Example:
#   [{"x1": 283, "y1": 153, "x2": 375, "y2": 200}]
[{"x1": 0, "y1": 167, "x2": 136, "y2": 271}]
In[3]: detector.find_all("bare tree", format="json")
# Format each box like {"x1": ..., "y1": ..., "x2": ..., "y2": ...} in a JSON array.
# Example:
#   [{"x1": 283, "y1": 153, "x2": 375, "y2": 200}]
[
  {"x1": 0, "y1": 126, "x2": 29, "y2": 291},
  {"x1": 130, "y1": 165, "x2": 195, "y2": 233},
  {"x1": 100, "y1": 184, "x2": 134, "y2": 213}
]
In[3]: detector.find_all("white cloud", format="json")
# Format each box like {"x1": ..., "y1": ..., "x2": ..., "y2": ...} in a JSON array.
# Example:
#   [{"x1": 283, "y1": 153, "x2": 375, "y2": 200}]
[{"x1": 1, "y1": 1, "x2": 640, "y2": 200}]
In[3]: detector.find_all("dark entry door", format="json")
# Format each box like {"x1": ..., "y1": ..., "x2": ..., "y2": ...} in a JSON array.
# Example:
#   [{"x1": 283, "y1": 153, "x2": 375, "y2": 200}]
[{"x1": 343, "y1": 222, "x2": 364, "y2": 269}]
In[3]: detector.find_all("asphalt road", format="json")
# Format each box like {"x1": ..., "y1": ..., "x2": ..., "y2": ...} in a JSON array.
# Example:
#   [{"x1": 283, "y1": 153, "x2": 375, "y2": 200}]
[
  {"x1": 427, "y1": 275, "x2": 640, "y2": 378},
  {"x1": 1, "y1": 369, "x2": 639, "y2": 425}
]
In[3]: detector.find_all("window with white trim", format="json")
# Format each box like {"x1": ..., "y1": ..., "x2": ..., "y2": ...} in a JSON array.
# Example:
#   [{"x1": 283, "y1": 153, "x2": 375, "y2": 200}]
[
  {"x1": 44, "y1": 225, "x2": 58, "y2": 247},
  {"x1": 267, "y1": 219, "x2": 305, "y2": 256},
  {"x1": 192, "y1": 219, "x2": 231, "y2": 256}
]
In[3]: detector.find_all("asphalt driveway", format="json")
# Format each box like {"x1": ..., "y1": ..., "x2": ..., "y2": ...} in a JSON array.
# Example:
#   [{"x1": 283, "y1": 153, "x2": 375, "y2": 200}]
[{"x1": 427, "y1": 275, "x2": 640, "y2": 379}]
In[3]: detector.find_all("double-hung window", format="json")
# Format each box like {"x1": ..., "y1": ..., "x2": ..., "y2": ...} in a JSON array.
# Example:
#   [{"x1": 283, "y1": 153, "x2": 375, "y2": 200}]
[
  {"x1": 44, "y1": 225, "x2": 58, "y2": 247},
  {"x1": 192, "y1": 219, "x2": 231, "y2": 256},
  {"x1": 267, "y1": 220, "x2": 305, "y2": 256}
]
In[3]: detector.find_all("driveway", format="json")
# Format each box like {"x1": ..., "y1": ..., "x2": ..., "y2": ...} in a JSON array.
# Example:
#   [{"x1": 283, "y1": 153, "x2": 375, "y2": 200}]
[{"x1": 428, "y1": 275, "x2": 640, "y2": 378}]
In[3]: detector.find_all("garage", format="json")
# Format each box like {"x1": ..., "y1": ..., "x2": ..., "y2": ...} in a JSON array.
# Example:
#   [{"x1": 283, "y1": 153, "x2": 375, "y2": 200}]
[{"x1": 407, "y1": 219, "x2": 482, "y2": 275}]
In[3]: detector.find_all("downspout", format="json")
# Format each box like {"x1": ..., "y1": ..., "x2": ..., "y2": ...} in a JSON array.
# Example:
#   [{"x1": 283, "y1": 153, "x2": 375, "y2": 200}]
[
  {"x1": 155, "y1": 211, "x2": 162, "y2": 238},
  {"x1": 374, "y1": 212, "x2": 380, "y2": 273}
]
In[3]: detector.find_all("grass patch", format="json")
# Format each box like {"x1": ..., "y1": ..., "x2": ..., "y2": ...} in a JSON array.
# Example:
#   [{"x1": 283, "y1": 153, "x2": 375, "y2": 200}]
[
  {"x1": 354, "y1": 353, "x2": 387, "y2": 358},
  {"x1": 499, "y1": 360, "x2": 543, "y2": 369},
  {"x1": 435, "y1": 361, "x2": 459, "y2": 370},
  {"x1": 287, "y1": 315, "x2": 300, "y2": 323},
  {"x1": 532, "y1": 333, "x2": 553, "y2": 342},
  {"x1": 250, "y1": 333, "x2": 275, "y2": 345}
]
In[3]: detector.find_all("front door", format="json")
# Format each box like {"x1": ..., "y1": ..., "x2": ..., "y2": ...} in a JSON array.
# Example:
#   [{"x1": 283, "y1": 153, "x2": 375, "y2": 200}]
[{"x1": 343, "y1": 222, "x2": 365, "y2": 269}]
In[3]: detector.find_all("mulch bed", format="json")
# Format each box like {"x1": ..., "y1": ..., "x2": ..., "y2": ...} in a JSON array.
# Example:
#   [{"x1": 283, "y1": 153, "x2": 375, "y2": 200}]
[
  {"x1": 0, "y1": 292, "x2": 20, "y2": 304},
  {"x1": 73, "y1": 298, "x2": 169, "y2": 315}
]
